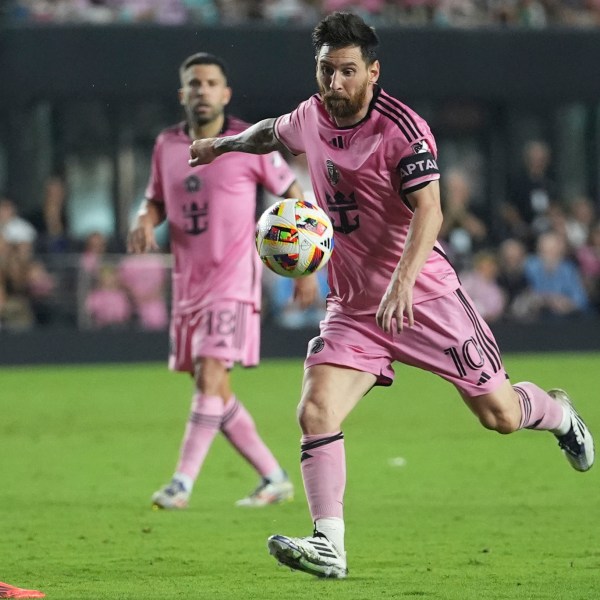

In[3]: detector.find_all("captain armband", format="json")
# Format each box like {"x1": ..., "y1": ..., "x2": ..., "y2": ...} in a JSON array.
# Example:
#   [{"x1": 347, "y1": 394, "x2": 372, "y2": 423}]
[{"x1": 397, "y1": 152, "x2": 440, "y2": 187}]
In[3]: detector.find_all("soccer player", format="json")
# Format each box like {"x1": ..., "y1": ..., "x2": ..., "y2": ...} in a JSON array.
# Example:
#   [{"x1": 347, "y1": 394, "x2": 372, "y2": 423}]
[
  {"x1": 187, "y1": 14, "x2": 595, "y2": 578},
  {"x1": 129, "y1": 52, "x2": 316, "y2": 509}
]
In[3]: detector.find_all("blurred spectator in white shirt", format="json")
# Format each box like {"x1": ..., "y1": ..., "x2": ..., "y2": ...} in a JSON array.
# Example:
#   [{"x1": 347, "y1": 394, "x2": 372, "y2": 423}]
[
  {"x1": 438, "y1": 167, "x2": 488, "y2": 271},
  {"x1": 565, "y1": 195, "x2": 596, "y2": 251},
  {"x1": 0, "y1": 197, "x2": 37, "y2": 245}
]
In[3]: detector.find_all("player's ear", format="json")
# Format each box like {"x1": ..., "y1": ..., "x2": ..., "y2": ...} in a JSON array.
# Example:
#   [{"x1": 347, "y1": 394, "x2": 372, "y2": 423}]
[
  {"x1": 222, "y1": 86, "x2": 232, "y2": 107},
  {"x1": 178, "y1": 87, "x2": 185, "y2": 106},
  {"x1": 369, "y1": 60, "x2": 380, "y2": 85}
]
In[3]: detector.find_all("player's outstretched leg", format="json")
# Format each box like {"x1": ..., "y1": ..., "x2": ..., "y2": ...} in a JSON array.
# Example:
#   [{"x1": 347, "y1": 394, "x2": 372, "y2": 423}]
[
  {"x1": 267, "y1": 531, "x2": 348, "y2": 579},
  {"x1": 548, "y1": 388, "x2": 595, "y2": 472}
]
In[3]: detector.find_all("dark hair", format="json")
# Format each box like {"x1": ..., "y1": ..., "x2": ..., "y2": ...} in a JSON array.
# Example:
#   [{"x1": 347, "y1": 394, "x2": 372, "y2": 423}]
[
  {"x1": 179, "y1": 52, "x2": 229, "y2": 82},
  {"x1": 312, "y1": 12, "x2": 379, "y2": 64}
]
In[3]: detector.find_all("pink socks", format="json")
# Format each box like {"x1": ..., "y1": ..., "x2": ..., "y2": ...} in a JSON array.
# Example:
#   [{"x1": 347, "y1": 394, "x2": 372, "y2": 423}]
[
  {"x1": 514, "y1": 382, "x2": 564, "y2": 431},
  {"x1": 175, "y1": 393, "x2": 224, "y2": 480},
  {"x1": 221, "y1": 396, "x2": 280, "y2": 478},
  {"x1": 300, "y1": 432, "x2": 346, "y2": 520}
]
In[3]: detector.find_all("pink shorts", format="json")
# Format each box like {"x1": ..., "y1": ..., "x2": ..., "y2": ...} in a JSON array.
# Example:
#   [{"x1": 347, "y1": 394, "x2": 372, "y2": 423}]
[
  {"x1": 169, "y1": 300, "x2": 260, "y2": 372},
  {"x1": 305, "y1": 288, "x2": 508, "y2": 398}
]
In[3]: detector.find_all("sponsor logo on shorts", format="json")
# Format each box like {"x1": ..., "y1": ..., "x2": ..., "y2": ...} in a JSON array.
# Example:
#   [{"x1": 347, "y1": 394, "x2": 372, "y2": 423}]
[
  {"x1": 477, "y1": 371, "x2": 491, "y2": 386},
  {"x1": 308, "y1": 336, "x2": 325, "y2": 355}
]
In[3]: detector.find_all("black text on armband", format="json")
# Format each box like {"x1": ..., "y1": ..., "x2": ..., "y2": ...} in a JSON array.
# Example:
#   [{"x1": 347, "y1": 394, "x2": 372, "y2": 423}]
[{"x1": 397, "y1": 152, "x2": 439, "y2": 184}]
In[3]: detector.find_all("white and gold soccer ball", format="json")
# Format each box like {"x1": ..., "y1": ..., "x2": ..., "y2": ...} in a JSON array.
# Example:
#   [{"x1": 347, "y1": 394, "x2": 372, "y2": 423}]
[{"x1": 255, "y1": 198, "x2": 334, "y2": 278}]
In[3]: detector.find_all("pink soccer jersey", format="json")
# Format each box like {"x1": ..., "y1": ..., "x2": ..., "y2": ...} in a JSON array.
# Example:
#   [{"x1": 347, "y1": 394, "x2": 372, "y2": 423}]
[
  {"x1": 146, "y1": 117, "x2": 296, "y2": 316},
  {"x1": 275, "y1": 86, "x2": 460, "y2": 315}
]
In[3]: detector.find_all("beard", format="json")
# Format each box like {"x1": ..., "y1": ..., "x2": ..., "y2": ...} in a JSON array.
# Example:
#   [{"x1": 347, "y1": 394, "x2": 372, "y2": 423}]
[
  {"x1": 320, "y1": 79, "x2": 368, "y2": 120},
  {"x1": 186, "y1": 104, "x2": 219, "y2": 128}
]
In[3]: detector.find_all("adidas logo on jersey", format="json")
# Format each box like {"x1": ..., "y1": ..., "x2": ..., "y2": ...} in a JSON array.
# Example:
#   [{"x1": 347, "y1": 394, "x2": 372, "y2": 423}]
[{"x1": 330, "y1": 136, "x2": 344, "y2": 149}]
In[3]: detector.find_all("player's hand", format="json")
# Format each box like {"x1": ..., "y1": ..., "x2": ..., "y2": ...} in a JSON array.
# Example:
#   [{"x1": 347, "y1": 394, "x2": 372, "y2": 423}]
[
  {"x1": 127, "y1": 218, "x2": 158, "y2": 254},
  {"x1": 189, "y1": 138, "x2": 220, "y2": 167},
  {"x1": 293, "y1": 274, "x2": 319, "y2": 309},
  {"x1": 376, "y1": 274, "x2": 414, "y2": 334}
]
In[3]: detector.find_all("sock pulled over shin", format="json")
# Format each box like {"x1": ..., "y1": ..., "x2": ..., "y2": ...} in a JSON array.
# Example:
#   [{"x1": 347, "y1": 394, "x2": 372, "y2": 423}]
[
  {"x1": 221, "y1": 396, "x2": 280, "y2": 478},
  {"x1": 301, "y1": 431, "x2": 346, "y2": 520},
  {"x1": 175, "y1": 393, "x2": 224, "y2": 482},
  {"x1": 514, "y1": 382, "x2": 565, "y2": 431},
  {"x1": 301, "y1": 432, "x2": 346, "y2": 555}
]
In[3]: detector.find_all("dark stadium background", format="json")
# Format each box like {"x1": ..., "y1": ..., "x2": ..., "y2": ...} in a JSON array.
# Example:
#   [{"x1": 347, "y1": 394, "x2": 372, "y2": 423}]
[{"x1": 2, "y1": 10, "x2": 600, "y2": 362}]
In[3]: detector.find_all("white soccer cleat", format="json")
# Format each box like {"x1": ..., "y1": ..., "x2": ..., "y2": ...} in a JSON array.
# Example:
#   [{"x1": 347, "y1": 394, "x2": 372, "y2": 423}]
[
  {"x1": 267, "y1": 532, "x2": 348, "y2": 579},
  {"x1": 235, "y1": 477, "x2": 294, "y2": 507},
  {"x1": 548, "y1": 388, "x2": 595, "y2": 472},
  {"x1": 151, "y1": 479, "x2": 190, "y2": 509}
]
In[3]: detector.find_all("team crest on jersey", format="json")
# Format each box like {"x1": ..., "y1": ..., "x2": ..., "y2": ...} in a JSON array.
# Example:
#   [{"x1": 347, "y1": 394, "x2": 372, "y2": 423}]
[
  {"x1": 185, "y1": 175, "x2": 201, "y2": 193},
  {"x1": 308, "y1": 336, "x2": 325, "y2": 356},
  {"x1": 326, "y1": 159, "x2": 340, "y2": 185},
  {"x1": 411, "y1": 140, "x2": 430, "y2": 155}
]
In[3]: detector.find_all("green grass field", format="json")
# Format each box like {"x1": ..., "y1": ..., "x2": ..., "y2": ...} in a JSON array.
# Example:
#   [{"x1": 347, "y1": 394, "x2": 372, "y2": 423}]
[{"x1": 2, "y1": 354, "x2": 599, "y2": 599}]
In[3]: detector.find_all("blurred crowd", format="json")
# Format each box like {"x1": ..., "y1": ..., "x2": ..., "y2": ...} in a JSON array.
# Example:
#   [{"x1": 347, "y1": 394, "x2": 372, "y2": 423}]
[
  {"x1": 0, "y1": 179, "x2": 170, "y2": 332},
  {"x1": 439, "y1": 140, "x2": 600, "y2": 324},
  {"x1": 2, "y1": 138, "x2": 600, "y2": 334},
  {"x1": 4, "y1": 0, "x2": 600, "y2": 27}
]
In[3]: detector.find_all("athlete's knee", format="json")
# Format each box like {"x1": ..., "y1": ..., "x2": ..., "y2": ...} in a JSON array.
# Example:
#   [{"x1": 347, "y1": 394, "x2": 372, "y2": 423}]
[
  {"x1": 297, "y1": 393, "x2": 339, "y2": 434},
  {"x1": 465, "y1": 384, "x2": 521, "y2": 434}
]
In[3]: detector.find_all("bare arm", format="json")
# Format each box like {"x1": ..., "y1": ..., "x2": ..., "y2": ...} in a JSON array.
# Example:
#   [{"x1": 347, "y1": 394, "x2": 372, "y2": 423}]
[
  {"x1": 283, "y1": 180, "x2": 304, "y2": 201},
  {"x1": 376, "y1": 181, "x2": 444, "y2": 333},
  {"x1": 189, "y1": 118, "x2": 286, "y2": 167},
  {"x1": 127, "y1": 199, "x2": 166, "y2": 253},
  {"x1": 190, "y1": 119, "x2": 320, "y2": 307}
]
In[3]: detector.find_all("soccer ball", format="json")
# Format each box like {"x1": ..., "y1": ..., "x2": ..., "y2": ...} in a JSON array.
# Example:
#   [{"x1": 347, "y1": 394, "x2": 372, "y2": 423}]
[{"x1": 255, "y1": 198, "x2": 334, "y2": 278}]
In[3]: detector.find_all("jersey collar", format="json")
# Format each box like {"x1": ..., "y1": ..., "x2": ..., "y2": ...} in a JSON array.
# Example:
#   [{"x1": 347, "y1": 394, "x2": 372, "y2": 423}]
[{"x1": 182, "y1": 115, "x2": 230, "y2": 139}]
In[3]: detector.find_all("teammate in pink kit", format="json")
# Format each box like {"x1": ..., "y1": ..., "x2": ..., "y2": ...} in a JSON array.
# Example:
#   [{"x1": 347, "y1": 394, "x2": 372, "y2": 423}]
[
  {"x1": 187, "y1": 14, "x2": 594, "y2": 578},
  {"x1": 129, "y1": 52, "x2": 316, "y2": 509}
]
